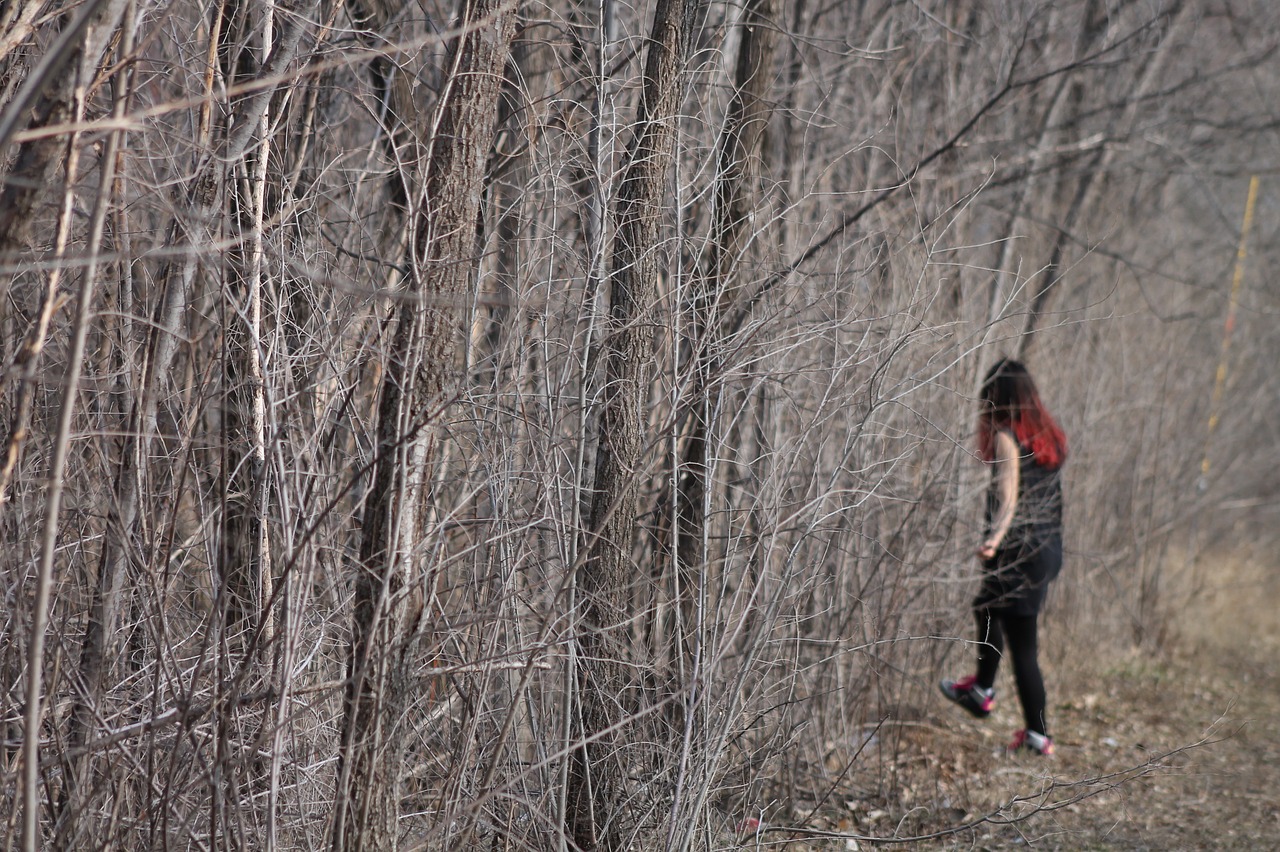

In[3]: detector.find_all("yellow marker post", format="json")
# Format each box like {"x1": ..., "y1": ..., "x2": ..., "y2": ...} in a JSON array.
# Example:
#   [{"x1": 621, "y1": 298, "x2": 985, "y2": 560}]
[{"x1": 1200, "y1": 174, "x2": 1258, "y2": 485}]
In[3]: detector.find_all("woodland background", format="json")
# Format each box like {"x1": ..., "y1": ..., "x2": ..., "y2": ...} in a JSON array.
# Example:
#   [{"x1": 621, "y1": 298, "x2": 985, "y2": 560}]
[{"x1": 1, "y1": 0, "x2": 1278, "y2": 849}]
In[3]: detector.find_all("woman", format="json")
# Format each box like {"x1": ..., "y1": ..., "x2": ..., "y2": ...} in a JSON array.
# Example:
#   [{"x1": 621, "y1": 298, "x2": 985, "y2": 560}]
[{"x1": 941, "y1": 358, "x2": 1067, "y2": 756}]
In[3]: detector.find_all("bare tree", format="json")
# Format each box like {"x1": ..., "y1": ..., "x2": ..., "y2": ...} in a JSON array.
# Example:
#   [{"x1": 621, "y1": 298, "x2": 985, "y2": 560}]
[
  {"x1": 654, "y1": 1, "x2": 780, "y2": 843},
  {"x1": 567, "y1": 0, "x2": 708, "y2": 847},
  {"x1": 331, "y1": 2, "x2": 517, "y2": 849},
  {"x1": 1, "y1": 1, "x2": 1278, "y2": 848}
]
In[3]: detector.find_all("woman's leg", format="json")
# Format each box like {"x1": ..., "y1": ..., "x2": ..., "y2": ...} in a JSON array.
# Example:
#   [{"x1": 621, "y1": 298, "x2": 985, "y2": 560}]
[
  {"x1": 1002, "y1": 612, "x2": 1048, "y2": 735},
  {"x1": 974, "y1": 609, "x2": 1003, "y2": 690}
]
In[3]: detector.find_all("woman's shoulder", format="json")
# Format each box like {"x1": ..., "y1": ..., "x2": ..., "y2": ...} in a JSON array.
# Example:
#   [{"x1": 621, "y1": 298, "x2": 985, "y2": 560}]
[{"x1": 994, "y1": 428, "x2": 1023, "y2": 453}]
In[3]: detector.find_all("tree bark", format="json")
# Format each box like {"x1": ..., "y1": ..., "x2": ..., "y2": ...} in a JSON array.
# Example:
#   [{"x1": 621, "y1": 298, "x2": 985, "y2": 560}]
[
  {"x1": 568, "y1": 1, "x2": 706, "y2": 848},
  {"x1": 663, "y1": 1, "x2": 778, "y2": 844},
  {"x1": 215, "y1": 0, "x2": 282, "y2": 659},
  {"x1": 0, "y1": 0, "x2": 125, "y2": 362},
  {"x1": 677, "y1": 0, "x2": 777, "y2": 644},
  {"x1": 331, "y1": 3, "x2": 516, "y2": 850}
]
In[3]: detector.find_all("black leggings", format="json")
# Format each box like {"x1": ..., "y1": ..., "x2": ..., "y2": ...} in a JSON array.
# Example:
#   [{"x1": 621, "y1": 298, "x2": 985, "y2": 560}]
[{"x1": 974, "y1": 610, "x2": 1048, "y2": 736}]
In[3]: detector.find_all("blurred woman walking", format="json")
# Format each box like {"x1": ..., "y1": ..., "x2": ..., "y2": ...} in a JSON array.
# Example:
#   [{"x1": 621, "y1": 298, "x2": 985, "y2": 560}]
[{"x1": 941, "y1": 358, "x2": 1067, "y2": 756}]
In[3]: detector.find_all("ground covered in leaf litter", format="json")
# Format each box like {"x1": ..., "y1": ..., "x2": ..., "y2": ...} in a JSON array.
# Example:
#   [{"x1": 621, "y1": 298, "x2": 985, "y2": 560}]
[{"x1": 730, "y1": 554, "x2": 1280, "y2": 850}]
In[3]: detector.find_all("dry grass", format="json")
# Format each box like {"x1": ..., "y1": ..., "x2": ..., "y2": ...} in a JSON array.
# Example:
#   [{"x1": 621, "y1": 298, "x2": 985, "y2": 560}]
[{"x1": 714, "y1": 548, "x2": 1280, "y2": 850}]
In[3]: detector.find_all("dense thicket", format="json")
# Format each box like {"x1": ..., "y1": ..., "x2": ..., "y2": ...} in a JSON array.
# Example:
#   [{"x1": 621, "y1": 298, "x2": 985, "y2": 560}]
[{"x1": 1, "y1": 1, "x2": 1277, "y2": 848}]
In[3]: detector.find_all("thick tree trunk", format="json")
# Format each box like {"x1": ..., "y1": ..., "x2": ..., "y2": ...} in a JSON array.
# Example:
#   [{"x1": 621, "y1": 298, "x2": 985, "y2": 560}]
[
  {"x1": 568, "y1": 1, "x2": 706, "y2": 848},
  {"x1": 662, "y1": 2, "x2": 778, "y2": 843},
  {"x1": 331, "y1": 3, "x2": 516, "y2": 849}
]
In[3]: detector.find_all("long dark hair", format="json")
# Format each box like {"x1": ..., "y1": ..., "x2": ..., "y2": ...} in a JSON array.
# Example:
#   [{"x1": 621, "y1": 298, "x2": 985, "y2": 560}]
[{"x1": 977, "y1": 358, "x2": 1067, "y2": 470}]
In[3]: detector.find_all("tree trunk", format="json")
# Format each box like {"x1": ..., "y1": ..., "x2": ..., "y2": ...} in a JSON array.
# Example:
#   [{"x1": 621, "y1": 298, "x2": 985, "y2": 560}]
[
  {"x1": 664, "y1": 1, "x2": 778, "y2": 843},
  {"x1": 56, "y1": 3, "x2": 313, "y2": 845},
  {"x1": 0, "y1": 0, "x2": 126, "y2": 364},
  {"x1": 568, "y1": 1, "x2": 706, "y2": 848},
  {"x1": 331, "y1": 3, "x2": 516, "y2": 849},
  {"x1": 219, "y1": 0, "x2": 275, "y2": 642},
  {"x1": 1019, "y1": 1, "x2": 1187, "y2": 355},
  {"x1": 677, "y1": 0, "x2": 777, "y2": 650}
]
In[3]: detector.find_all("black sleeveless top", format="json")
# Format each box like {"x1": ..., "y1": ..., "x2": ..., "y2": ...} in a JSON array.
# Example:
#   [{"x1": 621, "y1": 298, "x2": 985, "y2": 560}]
[{"x1": 985, "y1": 431, "x2": 1063, "y2": 555}]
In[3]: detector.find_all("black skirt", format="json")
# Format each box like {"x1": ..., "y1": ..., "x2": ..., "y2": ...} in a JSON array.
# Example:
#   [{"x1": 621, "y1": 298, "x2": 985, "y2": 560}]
[{"x1": 974, "y1": 536, "x2": 1063, "y2": 617}]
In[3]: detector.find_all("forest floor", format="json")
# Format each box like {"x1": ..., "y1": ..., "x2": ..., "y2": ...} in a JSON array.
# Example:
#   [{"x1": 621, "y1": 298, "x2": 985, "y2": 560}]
[{"x1": 738, "y1": 551, "x2": 1280, "y2": 850}]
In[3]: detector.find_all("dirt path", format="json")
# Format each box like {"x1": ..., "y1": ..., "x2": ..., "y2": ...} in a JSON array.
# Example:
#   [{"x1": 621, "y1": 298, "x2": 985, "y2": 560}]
[
  {"x1": 906, "y1": 554, "x2": 1280, "y2": 850},
  {"x1": 751, "y1": 555, "x2": 1280, "y2": 849}
]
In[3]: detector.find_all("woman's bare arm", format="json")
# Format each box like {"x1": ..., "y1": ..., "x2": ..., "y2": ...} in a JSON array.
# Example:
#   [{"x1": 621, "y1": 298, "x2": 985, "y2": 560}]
[{"x1": 978, "y1": 429, "x2": 1019, "y2": 559}]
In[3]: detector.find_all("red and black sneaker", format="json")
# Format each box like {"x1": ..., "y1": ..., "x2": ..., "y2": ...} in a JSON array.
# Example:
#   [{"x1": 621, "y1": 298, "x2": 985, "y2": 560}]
[
  {"x1": 1008, "y1": 728, "x2": 1055, "y2": 756},
  {"x1": 939, "y1": 674, "x2": 995, "y2": 719}
]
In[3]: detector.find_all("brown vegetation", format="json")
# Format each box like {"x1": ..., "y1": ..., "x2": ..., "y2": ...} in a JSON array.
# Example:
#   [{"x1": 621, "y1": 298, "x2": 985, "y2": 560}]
[{"x1": 1, "y1": 1, "x2": 1278, "y2": 849}]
